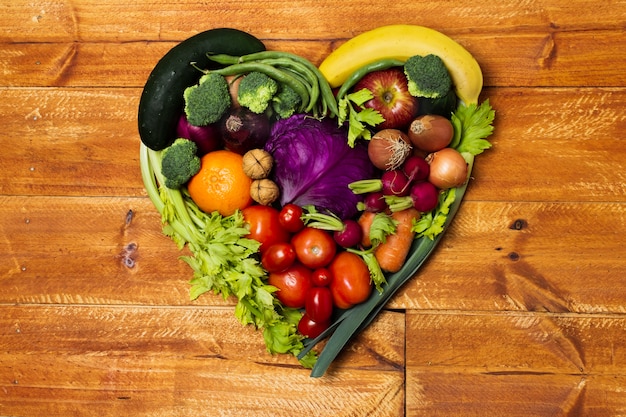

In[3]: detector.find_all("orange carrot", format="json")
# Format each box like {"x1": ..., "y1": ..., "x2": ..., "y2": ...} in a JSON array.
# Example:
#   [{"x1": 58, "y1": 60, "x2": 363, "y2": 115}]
[
  {"x1": 375, "y1": 208, "x2": 419, "y2": 273},
  {"x1": 357, "y1": 211, "x2": 376, "y2": 248}
]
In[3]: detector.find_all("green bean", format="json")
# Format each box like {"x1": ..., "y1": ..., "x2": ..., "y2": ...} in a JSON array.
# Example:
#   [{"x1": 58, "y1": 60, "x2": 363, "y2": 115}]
[
  {"x1": 335, "y1": 58, "x2": 405, "y2": 100},
  {"x1": 208, "y1": 62, "x2": 310, "y2": 112},
  {"x1": 211, "y1": 51, "x2": 338, "y2": 117},
  {"x1": 255, "y1": 58, "x2": 321, "y2": 114},
  {"x1": 277, "y1": 67, "x2": 320, "y2": 116}
]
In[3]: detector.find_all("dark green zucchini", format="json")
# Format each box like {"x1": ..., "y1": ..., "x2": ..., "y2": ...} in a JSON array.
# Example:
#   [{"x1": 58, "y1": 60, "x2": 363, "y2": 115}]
[{"x1": 138, "y1": 28, "x2": 266, "y2": 151}]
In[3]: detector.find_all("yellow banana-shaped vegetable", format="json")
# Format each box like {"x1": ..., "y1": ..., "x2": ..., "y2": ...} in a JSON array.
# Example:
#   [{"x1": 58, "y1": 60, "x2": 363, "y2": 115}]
[{"x1": 319, "y1": 24, "x2": 483, "y2": 105}]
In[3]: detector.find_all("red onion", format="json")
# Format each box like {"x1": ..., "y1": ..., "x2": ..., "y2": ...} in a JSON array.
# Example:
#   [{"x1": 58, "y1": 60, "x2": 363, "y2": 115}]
[{"x1": 176, "y1": 114, "x2": 222, "y2": 156}]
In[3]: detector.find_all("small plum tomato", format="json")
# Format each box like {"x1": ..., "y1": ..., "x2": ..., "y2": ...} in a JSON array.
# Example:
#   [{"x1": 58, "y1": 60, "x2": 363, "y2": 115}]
[
  {"x1": 305, "y1": 286, "x2": 333, "y2": 323},
  {"x1": 242, "y1": 205, "x2": 291, "y2": 253},
  {"x1": 297, "y1": 312, "x2": 330, "y2": 339},
  {"x1": 291, "y1": 227, "x2": 337, "y2": 270},
  {"x1": 329, "y1": 251, "x2": 373, "y2": 309},
  {"x1": 278, "y1": 203, "x2": 305, "y2": 233},
  {"x1": 311, "y1": 267, "x2": 333, "y2": 287},
  {"x1": 268, "y1": 262, "x2": 312, "y2": 309},
  {"x1": 261, "y1": 242, "x2": 296, "y2": 273}
]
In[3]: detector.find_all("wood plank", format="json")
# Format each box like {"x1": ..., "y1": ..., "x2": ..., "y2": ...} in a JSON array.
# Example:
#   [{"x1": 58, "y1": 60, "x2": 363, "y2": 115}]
[
  {"x1": 392, "y1": 200, "x2": 626, "y2": 312},
  {"x1": 0, "y1": 304, "x2": 404, "y2": 416},
  {"x1": 2, "y1": 30, "x2": 626, "y2": 88},
  {"x1": 1, "y1": 87, "x2": 624, "y2": 202},
  {"x1": 405, "y1": 311, "x2": 626, "y2": 416},
  {"x1": 1, "y1": 196, "x2": 624, "y2": 313},
  {"x1": 2, "y1": 0, "x2": 625, "y2": 43}
]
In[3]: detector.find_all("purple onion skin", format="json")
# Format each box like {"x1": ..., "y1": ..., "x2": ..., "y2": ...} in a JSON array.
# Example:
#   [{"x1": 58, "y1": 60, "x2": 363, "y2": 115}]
[
  {"x1": 176, "y1": 114, "x2": 222, "y2": 156},
  {"x1": 220, "y1": 107, "x2": 271, "y2": 155},
  {"x1": 381, "y1": 169, "x2": 411, "y2": 196},
  {"x1": 333, "y1": 219, "x2": 363, "y2": 248},
  {"x1": 410, "y1": 181, "x2": 439, "y2": 212}
]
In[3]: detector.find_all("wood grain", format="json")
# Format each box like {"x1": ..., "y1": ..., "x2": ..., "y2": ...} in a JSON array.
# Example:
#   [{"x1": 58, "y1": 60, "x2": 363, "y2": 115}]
[
  {"x1": 0, "y1": 305, "x2": 404, "y2": 416},
  {"x1": 1, "y1": 0, "x2": 626, "y2": 415},
  {"x1": 405, "y1": 311, "x2": 626, "y2": 416}
]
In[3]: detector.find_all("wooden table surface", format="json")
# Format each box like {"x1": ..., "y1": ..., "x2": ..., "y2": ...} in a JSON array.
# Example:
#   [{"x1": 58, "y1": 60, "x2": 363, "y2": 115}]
[{"x1": 2, "y1": 1, "x2": 626, "y2": 415}]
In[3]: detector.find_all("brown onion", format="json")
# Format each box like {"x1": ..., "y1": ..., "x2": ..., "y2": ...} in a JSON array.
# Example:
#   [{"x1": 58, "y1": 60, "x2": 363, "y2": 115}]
[
  {"x1": 408, "y1": 114, "x2": 454, "y2": 153},
  {"x1": 426, "y1": 147, "x2": 468, "y2": 189},
  {"x1": 367, "y1": 128, "x2": 412, "y2": 170}
]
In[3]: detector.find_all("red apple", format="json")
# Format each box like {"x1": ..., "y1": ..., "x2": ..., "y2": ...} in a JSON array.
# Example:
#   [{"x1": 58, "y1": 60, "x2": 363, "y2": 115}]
[{"x1": 353, "y1": 67, "x2": 419, "y2": 130}]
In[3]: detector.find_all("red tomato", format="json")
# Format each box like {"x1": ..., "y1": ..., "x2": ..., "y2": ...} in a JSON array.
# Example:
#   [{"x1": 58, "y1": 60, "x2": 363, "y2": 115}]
[
  {"x1": 242, "y1": 205, "x2": 291, "y2": 252},
  {"x1": 305, "y1": 287, "x2": 333, "y2": 323},
  {"x1": 261, "y1": 242, "x2": 296, "y2": 273},
  {"x1": 297, "y1": 313, "x2": 330, "y2": 339},
  {"x1": 329, "y1": 251, "x2": 372, "y2": 309},
  {"x1": 278, "y1": 203, "x2": 305, "y2": 233},
  {"x1": 291, "y1": 227, "x2": 337, "y2": 270},
  {"x1": 311, "y1": 268, "x2": 333, "y2": 287},
  {"x1": 268, "y1": 263, "x2": 312, "y2": 309}
]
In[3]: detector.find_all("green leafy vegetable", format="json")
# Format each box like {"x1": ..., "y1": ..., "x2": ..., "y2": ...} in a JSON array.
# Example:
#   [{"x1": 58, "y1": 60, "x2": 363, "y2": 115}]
[
  {"x1": 337, "y1": 88, "x2": 385, "y2": 146},
  {"x1": 451, "y1": 99, "x2": 495, "y2": 155},
  {"x1": 139, "y1": 143, "x2": 316, "y2": 366},
  {"x1": 412, "y1": 187, "x2": 456, "y2": 240}
]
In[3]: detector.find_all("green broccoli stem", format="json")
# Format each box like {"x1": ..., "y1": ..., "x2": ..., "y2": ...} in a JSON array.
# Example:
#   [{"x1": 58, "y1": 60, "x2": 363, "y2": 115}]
[{"x1": 206, "y1": 62, "x2": 310, "y2": 114}]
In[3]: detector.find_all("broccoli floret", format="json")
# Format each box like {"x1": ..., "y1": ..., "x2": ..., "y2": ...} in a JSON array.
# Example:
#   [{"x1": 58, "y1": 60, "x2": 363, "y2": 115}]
[
  {"x1": 161, "y1": 138, "x2": 201, "y2": 189},
  {"x1": 403, "y1": 54, "x2": 453, "y2": 99},
  {"x1": 183, "y1": 72, "x2": 231, "y2": 126},
  {"x1": 271, "y1": 83, "x2": 302, "y2": 119},
  {"x1": 237, "y1": 71, "x2": 278, "y2": 114}
]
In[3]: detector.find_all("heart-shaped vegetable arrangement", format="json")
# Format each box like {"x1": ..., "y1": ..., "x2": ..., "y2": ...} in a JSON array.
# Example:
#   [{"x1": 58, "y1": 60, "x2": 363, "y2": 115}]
[{"x1": 138, "y1": 25, "x2": 495, "y2": 377}]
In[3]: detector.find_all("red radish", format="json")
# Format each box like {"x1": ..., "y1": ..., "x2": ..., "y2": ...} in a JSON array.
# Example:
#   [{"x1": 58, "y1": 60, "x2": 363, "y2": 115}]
[
  {"x1": 381, "y1": 169, "x2": 411, "y2": 196},
  {"x1": 409, "y1": 181, "x2": 439, "y2": 212},
  {"x1": 402, "y1": 155, "x2": 430, "y2": 182},
  {"x1": 362, "y1": 191, "x2": 388, "y2": 212}
]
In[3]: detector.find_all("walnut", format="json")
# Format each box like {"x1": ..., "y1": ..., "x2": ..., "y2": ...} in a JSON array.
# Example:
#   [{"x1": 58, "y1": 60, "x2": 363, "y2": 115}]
[
  {"x1": 250, "y1": 179, "x2": 280, "y2": 206},
  {"x1": 242, "y1": 148, "x2": 274, "y2": 179}
]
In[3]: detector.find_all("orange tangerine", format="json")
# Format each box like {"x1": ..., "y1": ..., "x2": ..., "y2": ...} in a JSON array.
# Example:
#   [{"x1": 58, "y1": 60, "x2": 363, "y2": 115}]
[{"x1": 187, "y1": 150, "x2": 253, "y2": 216}]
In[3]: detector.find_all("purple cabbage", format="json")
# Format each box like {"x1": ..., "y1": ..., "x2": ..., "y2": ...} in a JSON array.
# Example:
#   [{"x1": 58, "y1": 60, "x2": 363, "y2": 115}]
[{"x1": 264, "y1": 114, "x2": 376, "y2": 219}]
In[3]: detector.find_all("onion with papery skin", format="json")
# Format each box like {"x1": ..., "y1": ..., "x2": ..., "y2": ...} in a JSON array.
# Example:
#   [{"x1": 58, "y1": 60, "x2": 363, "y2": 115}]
[
  {"x1": 408, "y1": 114, "x2": 454, "y2": 153},
  {"x1": 176, "y1": 113, "x2": 222, "y2": 156},
  {"x1": 221, "y1": 106, "x2": 271, "y2": 155},
  {"x1": 426, "y1": 147, "x2": 468, "y2": 189},
  {"x1": 367, "y1": 129, "x2": 412, "y2": 170}
]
